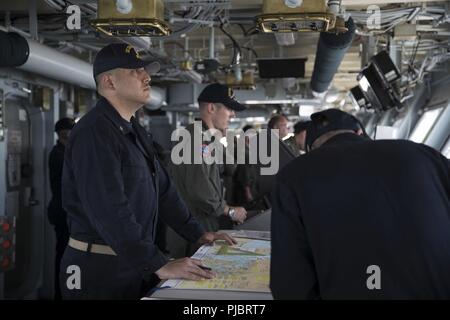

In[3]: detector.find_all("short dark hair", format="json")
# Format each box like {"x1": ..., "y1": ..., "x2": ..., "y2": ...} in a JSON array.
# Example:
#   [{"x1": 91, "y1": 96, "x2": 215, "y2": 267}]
[
  {"x1": 54, "y1": 118, "x2": 75, "y2": 132},
  {"x1": 268, "y1": 114, "x2": 287, "y2": 129}
]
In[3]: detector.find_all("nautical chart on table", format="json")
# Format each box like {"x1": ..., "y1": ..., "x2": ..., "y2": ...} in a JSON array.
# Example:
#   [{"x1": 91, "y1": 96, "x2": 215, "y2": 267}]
[{"x1": 162, "y1": 237, "x2": 271, "y2": 293}]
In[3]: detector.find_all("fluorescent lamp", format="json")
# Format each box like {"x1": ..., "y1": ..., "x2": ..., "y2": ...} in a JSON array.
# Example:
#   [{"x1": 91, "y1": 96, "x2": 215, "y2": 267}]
[{"x1": 245, "y1": 117, "x2": 266, "y2": 123}]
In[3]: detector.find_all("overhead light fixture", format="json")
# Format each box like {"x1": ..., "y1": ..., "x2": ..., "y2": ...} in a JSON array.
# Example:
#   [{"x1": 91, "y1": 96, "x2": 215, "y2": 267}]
[
  {"x1": 116, "y1": 0, "x2": 133, "y2": 14},
  {"x1": 256, "y1": 0, "x2": 336, "y2": 33},
  {"x1": 90, "y1": 0, "x2": 171, "y2": 37},
  {"x1": 244, "y1": 117, "x2": 266, "y2": 123},
  {"x1": 284, "y1": 0, "x2": 303, "y2": 9}
]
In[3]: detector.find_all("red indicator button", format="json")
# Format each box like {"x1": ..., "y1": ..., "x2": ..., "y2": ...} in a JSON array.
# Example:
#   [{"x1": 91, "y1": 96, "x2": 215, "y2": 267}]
[
  {"x1": 2, "y1": 223, "x2": 10, "y2": 233},
  {"x1": 1, "y1": 257, "x2": 9, "y2": 268},
  {"x1": 2, "y1": 240, "x2": 11, "y2": 249}
]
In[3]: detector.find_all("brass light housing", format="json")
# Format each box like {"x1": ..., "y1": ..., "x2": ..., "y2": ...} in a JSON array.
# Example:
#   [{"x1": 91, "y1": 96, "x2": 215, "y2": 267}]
[
  {"x1": 328, "y1": 16, "x2": 348, "y2": 34},
  {"x1": 256, "y1": 0, "x2": 336, "y2": 33},
  {"x1": 90, "y1": 0, "x2": 171, "y2": 37},
  {"x1": 180, "y1": 60, "x2": 194, "y2": 71},
  {"x1": 226, "y1": 71, "x2": 257, "y2": 90}
]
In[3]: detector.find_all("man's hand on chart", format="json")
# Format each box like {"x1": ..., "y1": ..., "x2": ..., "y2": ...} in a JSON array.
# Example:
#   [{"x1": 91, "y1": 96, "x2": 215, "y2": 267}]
[
  {"x1": 197, "y1": 232, "x2": 237, "y2": 246},
  {"x1": 155, "y1": 257, "x2": 216, "y2": 281}
]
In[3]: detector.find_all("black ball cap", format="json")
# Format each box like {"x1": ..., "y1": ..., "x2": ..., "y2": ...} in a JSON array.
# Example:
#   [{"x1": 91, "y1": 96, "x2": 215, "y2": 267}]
[
  {"x1": 198, "y1": 83, "x2": 246, "y2": 111},
  {"x1": 55, "y1": 118, "x2": 75, "y2": 132},
  {"x1": 93, "y1": 43, "x2": 160, "y2": 78},
  {"x1": 306, "y1": 109, "x2": 360, "y2": 149}
]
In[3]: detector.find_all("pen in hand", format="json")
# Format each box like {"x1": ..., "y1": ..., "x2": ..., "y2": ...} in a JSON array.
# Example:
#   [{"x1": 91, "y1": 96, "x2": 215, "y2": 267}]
[{"x1": 199, "y1": 265, "x2": 212, "y2": 271}]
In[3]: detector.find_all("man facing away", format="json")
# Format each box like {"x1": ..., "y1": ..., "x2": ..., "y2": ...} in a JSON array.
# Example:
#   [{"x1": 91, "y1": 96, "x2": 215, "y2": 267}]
[{"x1": 271, "y1": 108, "x2": 450, "y2": 299}]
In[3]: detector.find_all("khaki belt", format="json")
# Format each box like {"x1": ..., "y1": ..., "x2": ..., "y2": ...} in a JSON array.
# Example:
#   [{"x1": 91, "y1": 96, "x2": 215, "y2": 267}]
[{"x1": 68, "y1": 237, "x2": 117, "y2": 256}]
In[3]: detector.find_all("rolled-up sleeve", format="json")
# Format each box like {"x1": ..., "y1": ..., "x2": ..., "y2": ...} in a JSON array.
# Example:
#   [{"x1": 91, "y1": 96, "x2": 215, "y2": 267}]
[{"x1": 70, "y1": 122, "x2": 168, "y2": 275}]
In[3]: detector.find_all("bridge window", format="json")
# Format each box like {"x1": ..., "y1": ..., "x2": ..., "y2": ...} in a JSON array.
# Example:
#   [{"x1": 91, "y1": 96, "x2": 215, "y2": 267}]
[
  {"x1": 442, "y1": 136, "x2": 450, "y2": 159},
  {"x1": 409, "y1": 107, "x2": 444, "y2": 143}
]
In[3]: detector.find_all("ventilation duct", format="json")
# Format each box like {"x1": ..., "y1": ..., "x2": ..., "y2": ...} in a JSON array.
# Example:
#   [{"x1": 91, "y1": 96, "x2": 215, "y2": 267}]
[
  {"x1": 0, "y1": 31, "x2": 29, "y2": 67},
  {"x1": 90, "y1": 0, "x2": 171, "y2": 37},
  {"x1": 310, "y1": 17, "x2": 355, "y2": 94},
  {"x1": 20, "y1": 39, "x2": 97, "y2": 89}
]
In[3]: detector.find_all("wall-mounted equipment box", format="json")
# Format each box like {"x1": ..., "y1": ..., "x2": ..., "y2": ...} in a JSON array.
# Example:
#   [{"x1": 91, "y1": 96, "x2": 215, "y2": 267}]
[{"x1": 257, "y1": 58, "x2": 307, "y2": 78}]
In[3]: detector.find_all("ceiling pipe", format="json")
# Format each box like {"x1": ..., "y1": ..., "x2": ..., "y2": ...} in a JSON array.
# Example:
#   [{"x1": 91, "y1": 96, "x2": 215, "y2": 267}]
[
  {"x1": 20, "y1": 39, "x2": 96, "y2": 89},
  {"x1": 0, "y1": 30, "x2": 166, "y2": 108},
  {"x1": 209, "y1": 25, "x2": 215, "y2": 59}
]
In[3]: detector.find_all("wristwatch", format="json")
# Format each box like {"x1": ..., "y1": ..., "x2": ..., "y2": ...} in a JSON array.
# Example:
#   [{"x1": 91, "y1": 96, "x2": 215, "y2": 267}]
[{"x1": 228, "y1": 207, "x2": 236, "y2": 220}]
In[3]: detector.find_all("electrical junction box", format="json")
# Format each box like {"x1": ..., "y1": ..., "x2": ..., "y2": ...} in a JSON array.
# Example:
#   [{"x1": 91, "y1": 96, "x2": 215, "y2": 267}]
[{"x1": 195, "y1": 59, "x2": 221, "y2": 74}]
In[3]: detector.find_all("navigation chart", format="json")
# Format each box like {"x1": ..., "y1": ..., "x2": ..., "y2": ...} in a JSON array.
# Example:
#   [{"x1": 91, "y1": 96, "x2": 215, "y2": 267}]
[{"x1": 162, "y1": 238, "x2": 271, "y2": 293}]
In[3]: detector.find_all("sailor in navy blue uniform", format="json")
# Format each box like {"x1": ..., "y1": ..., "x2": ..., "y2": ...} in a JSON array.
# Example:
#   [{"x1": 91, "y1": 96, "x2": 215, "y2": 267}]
[
  {"x1": 60, "y1": 43, "x2": 235, "y2": 300},
  {"x1": 270, "y1": 109, "x2": 450, "y2": 299},
  {"x1": 48, "y1": 117, "x2": 74, "y2": 300}
]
